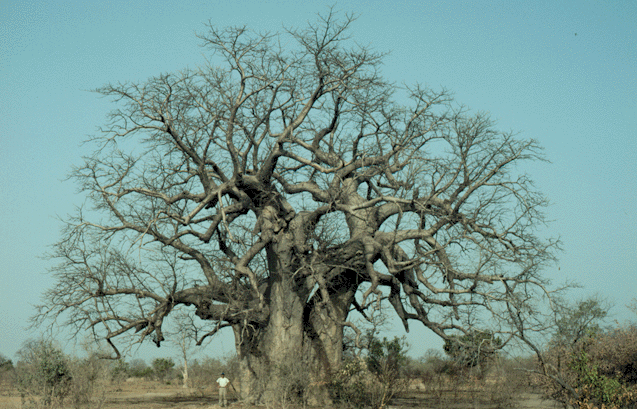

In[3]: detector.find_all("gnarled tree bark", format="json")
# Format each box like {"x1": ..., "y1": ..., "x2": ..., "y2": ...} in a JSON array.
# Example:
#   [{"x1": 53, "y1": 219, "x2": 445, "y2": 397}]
[{"x1": 36, "y1": 10, "x2": 559, "y2": 404}]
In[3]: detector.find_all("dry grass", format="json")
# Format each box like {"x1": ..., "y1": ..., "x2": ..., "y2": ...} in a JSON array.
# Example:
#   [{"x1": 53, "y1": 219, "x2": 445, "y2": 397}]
[{"x1": 0, "y1": 378, "x2": 561, "y2": 409}]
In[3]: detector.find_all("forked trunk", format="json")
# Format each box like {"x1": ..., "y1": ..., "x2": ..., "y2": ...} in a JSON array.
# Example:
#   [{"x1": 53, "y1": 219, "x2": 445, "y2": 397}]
[{"x1": 232, "y1": 260, "x2": 353, "y2": 404}]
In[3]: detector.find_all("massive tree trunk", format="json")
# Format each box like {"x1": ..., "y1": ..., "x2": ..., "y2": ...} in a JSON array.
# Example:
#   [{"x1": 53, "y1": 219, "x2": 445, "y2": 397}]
[
  {"x1": 232, "y1": 276, "x2": 351, "y2": 403},
  {"x1": 232, "y1": 236, "x2": 358, "y2": 405}
]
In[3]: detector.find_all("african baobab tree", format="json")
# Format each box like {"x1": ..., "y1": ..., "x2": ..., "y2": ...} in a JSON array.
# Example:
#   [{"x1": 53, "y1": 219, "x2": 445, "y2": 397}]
[{"x1": 37, "y1": 11, "x2": 558, "y2": 403}]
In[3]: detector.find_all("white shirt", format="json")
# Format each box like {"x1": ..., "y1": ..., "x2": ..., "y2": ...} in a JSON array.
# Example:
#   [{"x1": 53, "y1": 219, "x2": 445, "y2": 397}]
[{"x1": 217, "y1": 377, "x2": 230, "y2": 388}]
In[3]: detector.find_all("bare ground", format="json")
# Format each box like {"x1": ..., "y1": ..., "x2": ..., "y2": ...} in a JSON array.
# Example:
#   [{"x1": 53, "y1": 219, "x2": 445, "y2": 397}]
[{"x1": 0, "y1": 380, "x2": 562, "y2": 409}]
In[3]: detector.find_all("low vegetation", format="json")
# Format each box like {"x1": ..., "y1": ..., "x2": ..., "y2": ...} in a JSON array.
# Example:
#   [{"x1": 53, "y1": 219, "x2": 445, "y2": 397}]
[
  {"x1": 3, "y1": 311, "x2": 637, "y2": 409},
  {"x1": 534, "y1": 323, "x2": 637, "y2": 408},
  {"x1": 329, "y1": 336, "x2": 410, "y2": 409}
]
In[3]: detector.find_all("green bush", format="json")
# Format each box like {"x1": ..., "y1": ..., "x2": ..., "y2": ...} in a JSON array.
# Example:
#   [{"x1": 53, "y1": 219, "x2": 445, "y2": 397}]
[
  {"x1": 0, "y1": 353, "x2": 16, "y2": 394},
  {"x1": 536, "y1": 323, "x2": 637, "y2": 408},
  {"x1": 128, "y1": 359, "x2": 154, "y2": 379},
  {"x1": 367, "y1": 336, "x2": 407, "y2": 381},
  {"x1": 329, "y1": 336, "x2": 409, "y2": 409},
  {"x1": 152, "y1": 358, "x2": 175, "y2": 381},
  {"x1": 443, "y1": 330, "x2": 502, "y2": 370},
  {"x1": 0, "y1": 354, "x2": 13, "y2": 372},
  {"x1": 15, "y1": 340, "x2": 72, "y2": 407},
  {"x1": 329, "y1": 358, "x2": 370, "y2": 408},
  {"x1": 569, "y1": 349, "x2": 624, "y2": 406}
]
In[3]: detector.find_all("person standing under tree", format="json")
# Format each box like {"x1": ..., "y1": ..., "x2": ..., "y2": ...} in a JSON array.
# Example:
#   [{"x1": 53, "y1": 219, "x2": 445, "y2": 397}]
[{"x1": 216, "y1": 372, "x2": 230, "y2": 407}]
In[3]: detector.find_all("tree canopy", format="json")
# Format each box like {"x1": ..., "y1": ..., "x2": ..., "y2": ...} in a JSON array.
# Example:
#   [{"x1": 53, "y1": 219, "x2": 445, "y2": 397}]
[{"x1": 37, "y1": 11, "x2": 559, "y2": 401}]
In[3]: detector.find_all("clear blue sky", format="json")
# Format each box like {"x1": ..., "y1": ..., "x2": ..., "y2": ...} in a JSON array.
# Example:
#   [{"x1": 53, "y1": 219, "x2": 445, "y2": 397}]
[{"x1": 1, "y1": 0, "x2": 635, "y2": 363}]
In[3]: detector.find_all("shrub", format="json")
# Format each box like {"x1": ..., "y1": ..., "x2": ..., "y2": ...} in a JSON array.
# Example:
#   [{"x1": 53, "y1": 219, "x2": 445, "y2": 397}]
[
  {"x1": 535, "y1": 325, "x2": 637, "y2": 409},
  {"x1": 267, "y1": 351, "x2": 313, "y2": 407},
  {"x1": 186, "y1": 355, "x2": 237, "y2": 392},
  {"x1": 188, "y1": 357, "x2": 221, "y2": 390},
  {"x1": 443, "y1": 330, "x2": 502, "y2": 371},
  {"x1": 13, "y1": 340, "x2": 113, "y2": 408},
  {"x1": 109, "y1": 359, "x2": 130, "y2": 383},
  {"x1": 66, "y1": 353, "x2": 110, "y2": 406},
  {"x1": 0, "y1": 354, "x2": 16, "y2": 395},
  {"x1": 402, "y1": 350, "x2": 528, "y2": 408},
  {"x1": 152, "y1": 358, "x2": 175, "y2": 381},
  {"x1": 329, "y1": 357, "x2": 371, "y2": 408},
  {"x1": 128, "y1": 359, "x2": 153, "y2": 379},
  {"x1": 587, "y1": 325, "x2": 637, "y2": 385},
  {"x1": 329, "y1": 336, "x2": 409, "y2": 409},
  {"x1": 15, "y1": 340, "x2": 73, "y2": 408},
  {"x1": 0, "y1": 354, "x2": 12, "y2": 372}
]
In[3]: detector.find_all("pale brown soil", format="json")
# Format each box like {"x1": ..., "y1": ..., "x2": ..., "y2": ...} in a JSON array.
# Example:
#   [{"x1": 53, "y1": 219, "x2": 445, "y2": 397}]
[{"x1": 0, "y1": 380, "x2": 561, "y2": 409}]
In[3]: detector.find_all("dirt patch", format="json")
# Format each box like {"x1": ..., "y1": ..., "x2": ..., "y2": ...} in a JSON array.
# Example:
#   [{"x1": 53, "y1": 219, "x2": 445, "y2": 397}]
[{"x1": 516, "y1": 393, "x2": 563, "y2": 409}]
